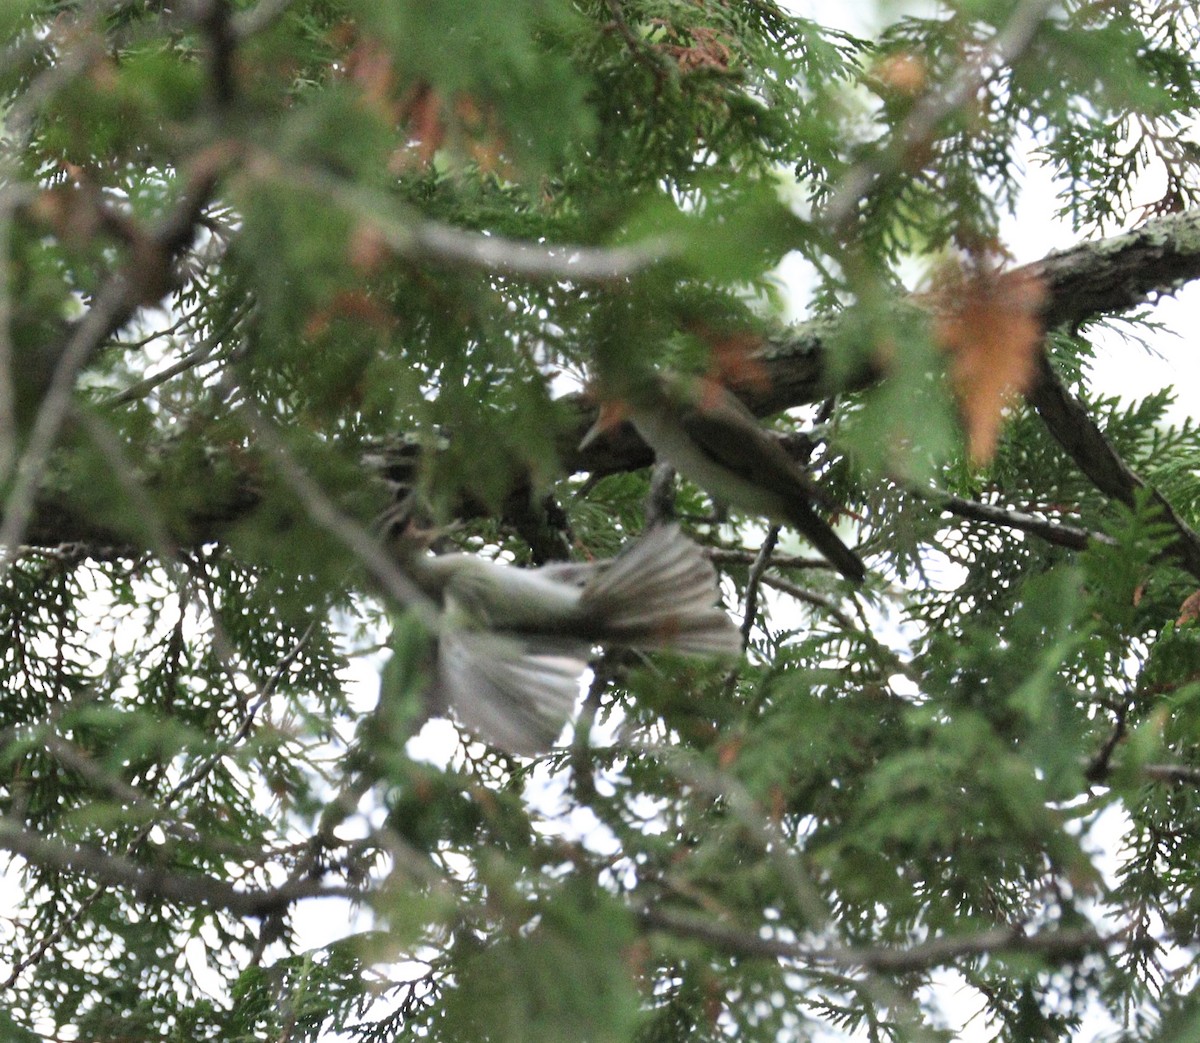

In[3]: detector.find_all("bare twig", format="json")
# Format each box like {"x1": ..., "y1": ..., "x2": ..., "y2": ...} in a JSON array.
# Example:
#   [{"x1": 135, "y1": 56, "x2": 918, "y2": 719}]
[
  {"x1": 108, "y1": 309, "x2": 197, "y2": 350},
  {"x1": 389, "y1": 208, "x2": 671, "y2": 282},
  {"x1": 640, "y1": 905, "x2": 1108, "y2": 973},
  {"x1": 0, "y1": 816, "x2": 360, "y2": 915},
  {"x1": 938, "y1": 494, "x2": 1115, "y2": 551},
  {"x1": 821, "y1": 0, "x2": 1056, "y2": 231},
  {"x1": 760, "y1": 573, "x2": 859, "y2": 633},
  {"x1": 708, "y1": 547, "x2": 836, "y2": 572},
  {"x1": 719, "y1": 527, "x2": 779, "y2": 696},
  {"x1": 105, "y1": 305, "x2": 249, "y2": 406},
  {"x1": 740, "y1": 526, "x2": 779, "y2": 648},
  {"x1": 1085, "y1": 695, "x2": 1132, "y2": 783}
]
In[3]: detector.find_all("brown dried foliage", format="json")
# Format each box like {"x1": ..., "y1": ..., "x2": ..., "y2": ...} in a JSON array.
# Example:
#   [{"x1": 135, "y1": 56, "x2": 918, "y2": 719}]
[{"x1": 931, "y1": 261, "x2": 1047, "y2": 464}]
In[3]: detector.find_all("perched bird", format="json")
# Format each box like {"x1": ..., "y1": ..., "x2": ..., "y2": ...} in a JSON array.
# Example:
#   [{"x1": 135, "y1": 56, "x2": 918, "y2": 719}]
[
  {"x1": 581, "y1": 373, "x2": 866, "y2": 582},
  {"x1": 393, "y1": 524, "x2": 742, "y2": 755}
]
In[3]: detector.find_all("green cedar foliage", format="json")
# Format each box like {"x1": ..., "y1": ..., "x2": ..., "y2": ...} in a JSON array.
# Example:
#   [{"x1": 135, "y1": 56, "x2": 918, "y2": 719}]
[{"x1": 0, "y1": 1, "x2": 1199, "y2": 1041}]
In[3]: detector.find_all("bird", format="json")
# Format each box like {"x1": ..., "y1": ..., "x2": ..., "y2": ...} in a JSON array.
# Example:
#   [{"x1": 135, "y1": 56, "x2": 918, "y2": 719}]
[
  {"x1": 580, "y1": 373, "x2": 866, "y2": 582},
  {"x1": 392, "y1": 523, "x2": 742, "y2": 755}
]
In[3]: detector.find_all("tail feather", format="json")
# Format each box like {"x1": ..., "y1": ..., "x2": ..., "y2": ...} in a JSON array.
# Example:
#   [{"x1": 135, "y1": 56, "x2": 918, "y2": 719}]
[
  {"x1": 786, "y1": 501, "x2": 866, "y2": 583},
  {"x1": 581, "y1": 525, "x2": 742, "y2": 656}
]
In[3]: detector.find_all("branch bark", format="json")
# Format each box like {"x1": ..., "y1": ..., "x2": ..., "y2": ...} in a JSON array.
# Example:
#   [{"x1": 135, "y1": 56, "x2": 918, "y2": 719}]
[
  {"x1": 569, "y1": 207, "x2": 1200, "y2": 470},
  {"x1": 19, "y1": 207, "x2": 1200, "y2": 554},
  {"x1": 1027, "y1": 352, "x2": 1200, "y2": 578},
  {"x1": 937, "y1": 494, "x2": 1116, "y2": 551}
]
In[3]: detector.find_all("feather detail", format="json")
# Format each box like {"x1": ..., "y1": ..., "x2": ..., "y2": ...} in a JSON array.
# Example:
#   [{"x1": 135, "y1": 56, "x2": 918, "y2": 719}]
[
  {"x1": 433, "y1": 628, "x2": 590, "y2": 756},
  {"x1": 399, "y1": 524, "x2": 741, "y2": 755},
  {"x1": 581, "y1": 524, "x2": 743, "y2": 655},
  {"x1": 621, "y1": 376, "x2": 866, "y2": 583}
]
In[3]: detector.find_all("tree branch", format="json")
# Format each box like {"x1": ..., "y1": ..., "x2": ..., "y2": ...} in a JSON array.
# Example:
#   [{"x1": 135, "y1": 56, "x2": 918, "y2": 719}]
[
  {"x1": 760, "y1": 573, "x2": 862, "y2": 633},
  {"x1": 0, "y1": 816, "x2": 361, "y2": 916},
  {"x1": 19, "y1": 208, "x2": 1200, "y2": 553},
  {"x1": 937, "y1": 494, "x2": 1116, "y2": 551},
  {"x1": 1141, "y1": 763, "x2": 1200, "y2": 786},
  {"x1": 1, "y1": 606, "x2": 321, "y2": 989},
  {"x1": 1017, "y1": 210, "x2": 1200, "y2": 574},
  {"x1": 568, "y1": 207, "x2": 1200, "y2": 472},
  {"x1": 740, "y1": 526, "x2": 779, "y2": 647},
  {"x1": 233, "y1": 399, "x2": 436, "y2": 619},
  {"x1": 821, "y1": 0, "x2": 1057, "y2": 231},
  {"x1": 0, "y1": 154, "x2": 223, "y2": 569},
  {"x1": 275, "y1": 159, "x2": 671, "y2": 283},
  {"x1": 640, "y1": 905, "x2": 1108, "y2": 973},
  {"x1": 1027, "y1": 353, "x2": 1200, "y2": 579}
]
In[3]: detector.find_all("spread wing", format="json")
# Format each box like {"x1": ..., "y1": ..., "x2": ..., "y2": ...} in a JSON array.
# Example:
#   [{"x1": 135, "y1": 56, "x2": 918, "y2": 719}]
[{"x1": 433, "y1": 625, "x2": 589, "y2": 756}]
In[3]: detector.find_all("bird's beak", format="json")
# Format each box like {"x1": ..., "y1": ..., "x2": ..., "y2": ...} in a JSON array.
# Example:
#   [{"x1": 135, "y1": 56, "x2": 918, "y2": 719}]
[
  {"x1": 578, "y1": 418, "x2": 604, "y2": 451},
  {"x1": 578, "y1": 399, "x2": 631, "y2": 451}
]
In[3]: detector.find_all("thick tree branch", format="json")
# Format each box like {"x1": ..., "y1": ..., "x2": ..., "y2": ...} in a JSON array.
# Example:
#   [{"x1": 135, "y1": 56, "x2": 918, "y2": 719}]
[
  {"x1": 1035, "y1": 208, "x2": 1200, "y2": 329},
  {"x1": 1143, "y1": 763, "x2": 1200, "y2": 786},
  {"x1": 1027, "y1": 353, "x2": 1200, "y2": 578},
  {"x1": 19, "y1": 208, "x2": 1200, "y2": 552},
  {"x1": 194, "y1": 0, "x2": 237, "y2": 110},
  {"x1": 569, "y1": 207, "x2": 1200, "y2": 471},
  {"x1": 1018, "y1": 211, "x2": 1200, "y2": 579}
]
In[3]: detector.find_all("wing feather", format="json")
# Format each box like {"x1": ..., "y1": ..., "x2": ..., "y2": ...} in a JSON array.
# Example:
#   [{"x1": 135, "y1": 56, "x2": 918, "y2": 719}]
[{"x1": 434, "y1": 627, "x2": 588, "y2": 755}]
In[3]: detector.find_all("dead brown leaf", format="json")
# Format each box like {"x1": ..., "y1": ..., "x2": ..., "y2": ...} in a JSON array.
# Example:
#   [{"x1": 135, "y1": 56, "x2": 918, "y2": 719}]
[
  {"x1": 303, "y1": 289, "x2": 395, "y2": 340},
  {"x1": 347, "y1": 36, "x2": 400, "y2": 121},
  {"x1": 873, "y1": 51, "x2": 927, "y2": 95},
  {"x1": 347, "y1": 221, "x2": 391, "y2": 275},
  {"x1": 1177, "y1": 589, "x2": 1200, "y2": 626},
  {"x1": 932, "y1": 262, "x2": 1046, "y2": 464},
  {"x1": 402, "y1": 84, "x2": 446, "y2": 169},
  {"x1": 687, "y1": 323, "x2": 770, "y2": 393}
]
